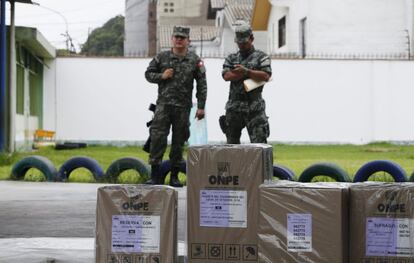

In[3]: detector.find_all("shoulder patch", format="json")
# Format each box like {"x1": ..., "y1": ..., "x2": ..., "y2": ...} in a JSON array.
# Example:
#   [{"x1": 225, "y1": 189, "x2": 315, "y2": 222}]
[
  {"x1": 197, "y1": 59, "x2": 206, "y2": 73},
  {"x1": 197, "y1": 60, "x2": 204, "y2": 68}
]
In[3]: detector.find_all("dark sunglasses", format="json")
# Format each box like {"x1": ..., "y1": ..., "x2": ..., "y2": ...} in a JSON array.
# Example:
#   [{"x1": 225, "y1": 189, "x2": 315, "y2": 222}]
[{"x1": 173, "y1": 35, "x2": 187, "y2": 40}]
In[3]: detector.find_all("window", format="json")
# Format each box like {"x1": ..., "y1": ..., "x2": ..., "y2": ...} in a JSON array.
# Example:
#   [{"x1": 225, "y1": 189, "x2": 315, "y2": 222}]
[
  {"x1": 207, "y1": 0, "x2": 217, "y2": 20},
  {"x1": 278, "y1": 16, "x2": 286, "y2": 48},
  {"x1": 164, "y1": 2, "x2": 174, "y2": 12}
]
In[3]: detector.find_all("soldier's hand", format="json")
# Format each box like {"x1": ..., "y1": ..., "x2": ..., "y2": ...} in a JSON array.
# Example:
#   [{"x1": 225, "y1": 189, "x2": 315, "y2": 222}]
[
  {"x1": 195, "y1": 109, "x2": 205, "y2": 120},
  {"x1": 233, "y1": 64, "x2": 248, "y2": 75},
  {"x1": 161, "y1": 68, "x2": 174, "y2": 80}
]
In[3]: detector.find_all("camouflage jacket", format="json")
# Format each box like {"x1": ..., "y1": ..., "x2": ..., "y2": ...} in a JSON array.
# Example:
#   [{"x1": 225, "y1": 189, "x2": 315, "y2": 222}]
[
  {"x1": 145, "y1": 50, "x2": 207, "y2": 109},
  {"x1": 222, "y1": 47, "x2": 272, "y2": 113}
]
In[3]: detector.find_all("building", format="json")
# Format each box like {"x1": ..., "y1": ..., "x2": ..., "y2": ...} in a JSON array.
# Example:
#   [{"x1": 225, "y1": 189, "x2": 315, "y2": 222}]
[
  {"x1": 157, "y1": 0, "x2": 220, "y2": 55},
  {"x1": 213, "y1": 0, "x2": 255, "y2": 55},
  {"x1": 124, "y1": 0, "x2": 256, "y2": 57},
  {"x1": 252, "y1": 0, "x2": 414, "y2": 59},
  {"x1": 6, "y1": 27, "x2": 56, "y2": 151},
  {"x1": 124, "y1": 0, "x2": 157, "y2": 57}
]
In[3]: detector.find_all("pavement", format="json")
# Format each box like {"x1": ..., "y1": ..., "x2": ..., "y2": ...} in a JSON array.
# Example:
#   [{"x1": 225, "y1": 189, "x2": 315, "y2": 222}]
[{"x1": 0, "y1": 181, "x2": 187, "y2": 263}]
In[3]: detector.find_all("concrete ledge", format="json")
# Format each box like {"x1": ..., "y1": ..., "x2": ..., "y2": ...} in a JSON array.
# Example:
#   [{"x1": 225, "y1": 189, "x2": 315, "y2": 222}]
[{"x1": 0, "y1": 238, "x2": 186, "y2": 262}]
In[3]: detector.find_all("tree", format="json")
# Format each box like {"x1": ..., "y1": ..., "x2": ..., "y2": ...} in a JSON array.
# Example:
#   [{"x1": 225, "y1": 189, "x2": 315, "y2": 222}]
[{"x1": 81, "y1": 15, "x2": 124, "y2": 56}]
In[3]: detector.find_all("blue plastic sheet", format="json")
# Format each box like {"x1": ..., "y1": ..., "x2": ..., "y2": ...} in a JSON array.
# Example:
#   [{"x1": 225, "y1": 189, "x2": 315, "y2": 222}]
[{"x1": 188, "y1": 103, "x2": 208, "y2": 146}]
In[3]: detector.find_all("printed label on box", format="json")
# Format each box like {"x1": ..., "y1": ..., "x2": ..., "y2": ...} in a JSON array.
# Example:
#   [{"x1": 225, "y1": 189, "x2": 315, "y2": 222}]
[
  {"x1": 366, "y1": 217, "x2": 414, "y2": 257},
  {"x1": 200, "y1": 190, "x2": 247, "y2": 228},
  {"x1": 111, "y1": 215, "x2": 160, "y2": 253},
  {"x1": 287, "y1": 214, "x2": 312, "y2": 252}
]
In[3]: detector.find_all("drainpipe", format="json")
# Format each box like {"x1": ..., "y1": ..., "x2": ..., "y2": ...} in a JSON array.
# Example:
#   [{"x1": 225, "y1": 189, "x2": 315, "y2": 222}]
[
  {"x1": 0, "y1": 0, "x2": 7, "y2": 152},
  {"x1": 8, "y1": 0, "x2": 15, "y2": 152}
]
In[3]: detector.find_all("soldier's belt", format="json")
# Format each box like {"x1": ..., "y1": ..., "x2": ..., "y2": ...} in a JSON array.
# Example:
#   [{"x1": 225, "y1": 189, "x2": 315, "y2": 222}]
[{"x1": 231, "y1": 92, "x2": 262, "y2": 101}]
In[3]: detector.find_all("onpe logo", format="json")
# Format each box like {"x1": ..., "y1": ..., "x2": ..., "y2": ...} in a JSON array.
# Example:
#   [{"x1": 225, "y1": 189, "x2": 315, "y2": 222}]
[
  {"x1": 122, "y1": 194, "x2": 149, "y2": 211},
  {"x1": 384, "y1": 191, "x2": 397, "y2": 201},
  {"x1": 217, "y1": 162, "x2": 230, "y2": 176},
  {"x1": 377, "y1": 191, "x2": 406, "y2": 213},
  {"x1": 208, "y1": 162, "x2": 239, "y2": 185}
]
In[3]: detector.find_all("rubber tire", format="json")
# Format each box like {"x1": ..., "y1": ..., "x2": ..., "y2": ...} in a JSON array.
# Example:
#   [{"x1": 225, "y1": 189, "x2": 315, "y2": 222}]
[
  {"x1": 105, "y1": 157, "x2": 150, "y2": 183},
  {"x1": 273, "y1": 164, "x2": 295, "y2": 181},
  {"x1": 11, "y1": 155, "x2": 57, "y2": 182},
  {"x1": 409, "y1": 172, "x2": 414, "y2": 182},
  {"x1": 353, "y1": 160, "x2": 407, "y2": 182},
  {"x1": 159, "y1": 160, "x2": 187, "y2": 183},
  {"x1": 55, "y1": 142, "x2": 87, "y2": 150},
  {"x1": 57, "y1": 156, "x2": 104, "y2": 182},
  {"x1": 298, "y1": 162, "x2": 351, "y2": 182}
]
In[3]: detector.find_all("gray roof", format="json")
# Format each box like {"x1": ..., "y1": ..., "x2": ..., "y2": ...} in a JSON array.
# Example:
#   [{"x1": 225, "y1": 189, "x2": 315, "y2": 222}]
[
  {"x1": 224, "y1": 1, "x2": 254, "y2": 26},
  {"x1": 159, "y1": 25, "x2": 220, "y2": 49},
  {"x1": 15, "y1": 27, "x2": 56, "y2": 59},
  {"x1": 210, "y1": 0, "x2": 226, "y2": 9},
  {"x1": 211, "y1": 0, "x2": 254, "y2": 9}
]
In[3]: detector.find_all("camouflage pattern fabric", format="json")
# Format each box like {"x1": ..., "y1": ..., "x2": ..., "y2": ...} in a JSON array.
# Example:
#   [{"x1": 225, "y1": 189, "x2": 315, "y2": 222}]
[
  {"x1": 148, "y1": 104, "x2": 190, "y2": 168},
  {"x1": 145, "y1": 50, "x2": 207, "y2": 110},
  {"x1": 222, "y1": 47, "x2": 272, "y2": 143},
  {"x1": 145, "y1": 50, "x2": 207, "y2": 168}
]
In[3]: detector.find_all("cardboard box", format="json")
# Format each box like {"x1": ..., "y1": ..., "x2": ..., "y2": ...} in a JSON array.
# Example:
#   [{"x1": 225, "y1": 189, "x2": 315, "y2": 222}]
[
  {"x1": 95, "y1": 185, "x2": 177, "y2": 263},
  {"x1": 187, "y1": 144, "x2": 273, "y2": 262},
  {"x1": 350, "y1": 183, "x2": 414, "y2": 263},
  {"x1": 258, "y1": 182, "x2": 349, "y2": 263}
]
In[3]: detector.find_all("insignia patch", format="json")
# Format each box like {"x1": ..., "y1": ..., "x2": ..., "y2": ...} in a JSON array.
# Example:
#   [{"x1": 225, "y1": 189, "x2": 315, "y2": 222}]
[{"x1": 197, "y1": 60, "x2": 206, "y2": 73}]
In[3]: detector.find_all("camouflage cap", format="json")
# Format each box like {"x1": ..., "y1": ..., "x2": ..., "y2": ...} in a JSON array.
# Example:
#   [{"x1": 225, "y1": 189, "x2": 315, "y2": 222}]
[
  {"x1": 172, "y1": 26, "x2": 190, "y2": 38},
  {"x1": 234, "y1": 21, "x2": 252, "y2": 43}
]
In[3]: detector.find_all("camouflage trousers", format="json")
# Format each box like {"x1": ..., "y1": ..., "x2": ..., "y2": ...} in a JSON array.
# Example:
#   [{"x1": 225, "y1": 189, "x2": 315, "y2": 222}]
[
  {"x1": 225, "y1": 109, "x2": 269, "y2": 144},
  {"x1": 149, "y1": 104, "x2": 190, "y2": 169}
]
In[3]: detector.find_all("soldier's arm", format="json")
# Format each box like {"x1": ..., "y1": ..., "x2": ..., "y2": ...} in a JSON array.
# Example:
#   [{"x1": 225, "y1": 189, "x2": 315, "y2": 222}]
[
  {"x1": 244, "y1": 68, "x2": 270, "y2": 82},
  {"x1": 248, "y1": 54, "x2": 272, "y2": 82},
  {"x1": 145, "y1": 56, "x2": 164, "y2": 84},
  {"x1": 232, "y1": 54, "x2": 271, "y2": 82},
  {"x1": 194, "y1": 60, "x2": 207, "y2": 111},
  {"x1": 223, "y1": 70, "x2": 244, "y2": 82},
  {"x1": 222, "y1": 56, "x2": 244, "y2": 82}
]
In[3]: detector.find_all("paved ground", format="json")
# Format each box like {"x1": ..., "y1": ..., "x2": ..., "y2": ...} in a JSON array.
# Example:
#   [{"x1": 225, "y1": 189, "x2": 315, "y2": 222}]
[{"x1": 0, "y1": 181, "x2": 187, "y2": 262}]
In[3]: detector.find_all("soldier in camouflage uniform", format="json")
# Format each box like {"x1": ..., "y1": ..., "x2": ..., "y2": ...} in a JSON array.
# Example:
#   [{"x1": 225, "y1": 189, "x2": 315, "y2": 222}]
[
  {"x1": 145, "y1": 26, "x2": 207, "y2": 186},
  {"x1": 222, "y1": 21, "x2": 272, "y2": 144}
]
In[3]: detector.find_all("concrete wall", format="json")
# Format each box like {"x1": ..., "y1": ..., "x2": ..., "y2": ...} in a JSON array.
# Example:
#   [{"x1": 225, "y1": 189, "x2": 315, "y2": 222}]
[
  {"x1": 43, "y1": 57, "x2": 414, "y2": 144},
  {"x1": 124, "y1": 0, "x2": 149, "y2": 56},
  {"x1": 268, "y1": 0, "x2": 411, "y2": 56}
]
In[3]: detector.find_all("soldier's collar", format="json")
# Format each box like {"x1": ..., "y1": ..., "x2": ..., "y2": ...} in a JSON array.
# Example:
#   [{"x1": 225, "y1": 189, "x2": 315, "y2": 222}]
[
  {"x1": 239, "y1": 46, "x2": 255, "y2": 57},
  {"x1": 170, "y1": 48, "x2": 189, "y2": 59}
]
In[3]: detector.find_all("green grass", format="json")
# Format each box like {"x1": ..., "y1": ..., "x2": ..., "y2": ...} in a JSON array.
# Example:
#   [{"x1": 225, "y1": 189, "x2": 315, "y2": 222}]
[
  {"x1": 1, "y1": 142, "x2": 414, "y2": 183},
  {"x1": 273, "y1": 142, "x2": 414, "y2": 180}
]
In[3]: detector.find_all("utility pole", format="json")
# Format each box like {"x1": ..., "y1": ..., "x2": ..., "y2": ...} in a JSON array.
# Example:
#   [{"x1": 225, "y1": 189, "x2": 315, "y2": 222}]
[
  {"x1": 33, "y1": 2, "x2": 76, "y2": 53},
  {"x1": 8, "y1": 0, "x2": 16, "y2": 152},
  {"x1": 200, "y1": 27, "x2": 203, "y2": 58},
  {"x1": 0, "y1": 0, "x2": 6, "y2": 152}
]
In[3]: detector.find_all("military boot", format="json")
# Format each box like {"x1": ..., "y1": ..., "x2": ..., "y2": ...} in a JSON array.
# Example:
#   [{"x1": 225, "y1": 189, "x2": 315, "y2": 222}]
[
  {"x1": 169, "y1": 167, "x2": 183, "y2": 187},
  {"x1": 145, "y1": 164, "x2": 162, "y2": 185}
]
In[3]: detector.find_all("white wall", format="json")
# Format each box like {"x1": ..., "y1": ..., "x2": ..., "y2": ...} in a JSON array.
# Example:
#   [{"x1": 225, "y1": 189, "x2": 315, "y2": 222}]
[
  {"x1": 43, "y1": 57, "x2": 414, "y2": 144},
  {"x1": 43, "y1": 58, "x2": 57, "y2": 132},
  {"x1": 269, "y1": 0, "x2": 410, "y2": 56},
  {"x1": 124, "y1": 0, "x2": 149, "y2": 56}
]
